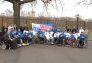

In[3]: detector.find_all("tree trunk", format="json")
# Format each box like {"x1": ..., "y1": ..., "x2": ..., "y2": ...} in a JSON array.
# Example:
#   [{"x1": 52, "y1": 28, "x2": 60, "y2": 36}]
[{"x1": 13, "y1": 2, "x2": 20, "y2": 27}]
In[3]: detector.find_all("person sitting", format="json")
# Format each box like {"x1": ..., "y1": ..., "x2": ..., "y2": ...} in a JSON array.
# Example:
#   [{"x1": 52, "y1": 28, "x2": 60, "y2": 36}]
[
  {"x1": 63, "y1": 31, "x2": 71, "y2": 46},
  {"x1": 27, "y1": 30, "x2": 33, "y2": 45},
  {"x1": 70, "y1": 31, "x2": 80, "y2": 47},
  {"x1": 3, "y1": 28, "x2": 18, "y2": 49},
  {"x1": 53, "y1": 31, "x2": 62, "y2": 44},
  {"x1": 45, "y1": 30, "x2": 53, "y2": 45},
  {"x1": 22, "y1": 29, "x2": 29, "y2": 45},
  {"x1": 49, "y1": 31, "x2": 54, "y2": 44},
  {"x1": 71, "y1": 31, "x2": 80, "y2": 40},
  {"x1": 37, "y1": 31, "x2": 45, "y2": 44},
  {"x1": 53, "y1": 32, "x2": 59, "y2": 44},
  {"x1": 58, "y1": 32, "x2": 64, "y2": 45},
  {"x1": 17, "y1": 29, "x2": 24, "y2": 46},
  {"x1": 78, "y1": 32, "x2": 87, "y2": 48}
]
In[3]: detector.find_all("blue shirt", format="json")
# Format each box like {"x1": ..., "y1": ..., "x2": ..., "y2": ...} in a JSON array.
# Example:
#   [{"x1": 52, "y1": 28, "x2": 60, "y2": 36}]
[
  {"x1": 28, "y1": 32, "x2": 33, "y2": 38},
  {"x1": 78, "y1": 34, "x2": 86, "y2": 41},
  {"x1": 18, "y1": 31, "x2": 24, "y2": 39}
]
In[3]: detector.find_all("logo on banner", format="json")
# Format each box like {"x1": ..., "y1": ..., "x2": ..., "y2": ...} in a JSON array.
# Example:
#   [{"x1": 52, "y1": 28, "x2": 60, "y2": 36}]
[{"x1": 32, "y1": 23, "x2": 53, "y2": 32}]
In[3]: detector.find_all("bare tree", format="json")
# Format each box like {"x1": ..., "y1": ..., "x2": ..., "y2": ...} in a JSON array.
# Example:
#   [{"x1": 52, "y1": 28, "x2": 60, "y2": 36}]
[
  {"x1": 4, "y1": 0, "x2": 35, "y2": 27},
  {"x1": 77, "y1": 0, "x2": 92, "y2": 5},
  {"x1": 5, "y1": 9, "x2": 13, "y2": 16},
  {"x1": 0, "y1": 0, "x2": 63, "y2": 26},
  {"x1": 41, "y1": 0, "x2": 63, "y2": 17}
]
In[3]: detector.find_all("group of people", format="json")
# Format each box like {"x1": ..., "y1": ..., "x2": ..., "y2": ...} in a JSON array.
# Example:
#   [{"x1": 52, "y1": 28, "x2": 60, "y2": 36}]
[
  {"x1": 0, "y1": 25, "x2": 32, "y2": 49},
  {"x1": 0, "y1": 25, "x2": 88, "y2": 49},
  {"x1": 41, "y1": 27, "x2": 88, "y2": 47}
]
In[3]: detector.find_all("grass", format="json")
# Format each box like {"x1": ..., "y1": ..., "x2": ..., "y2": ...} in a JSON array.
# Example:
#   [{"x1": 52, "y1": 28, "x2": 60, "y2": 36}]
[{"x1": 88, "y1": 32, "x2": 92, "y2": 40}]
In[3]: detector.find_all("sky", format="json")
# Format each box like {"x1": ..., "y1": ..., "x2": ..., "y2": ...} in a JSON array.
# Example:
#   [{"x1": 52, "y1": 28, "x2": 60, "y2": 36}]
[{"x1": 0, "y1": 0, "x2": 92, "y2": 19}]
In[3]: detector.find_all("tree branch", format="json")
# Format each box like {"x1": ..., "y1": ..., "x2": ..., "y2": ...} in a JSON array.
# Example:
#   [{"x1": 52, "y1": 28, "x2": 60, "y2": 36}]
[
  {"x1": 54, "y1": 0, "x2": 58, "y2": 10},
  {"x1": 43, "y1": 3, "x2": 49, "y2": 17},
  {"x1": 58, "y1": 0, "x2": 63, "y2": 13},
  {"x1": 20, "y1": 0, "x2": 35, "y2": 4},
  {"x1": 77, "y1": 0, "x2": 92, "y2": 5},
  {"x1": 5, "y1": 0, "x2": 14, "y2": 3}
]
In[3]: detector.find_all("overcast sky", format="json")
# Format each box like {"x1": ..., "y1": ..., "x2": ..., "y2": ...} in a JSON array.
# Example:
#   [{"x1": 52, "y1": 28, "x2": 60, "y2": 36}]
[{"x1": 0, "y1": 0, "x2": 92, "y2": 19}]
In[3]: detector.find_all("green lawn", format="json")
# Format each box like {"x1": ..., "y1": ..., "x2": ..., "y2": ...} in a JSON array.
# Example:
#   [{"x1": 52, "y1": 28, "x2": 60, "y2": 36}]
[{"x1": 88, "y1": 32, "x2": 92, "y2": 40}]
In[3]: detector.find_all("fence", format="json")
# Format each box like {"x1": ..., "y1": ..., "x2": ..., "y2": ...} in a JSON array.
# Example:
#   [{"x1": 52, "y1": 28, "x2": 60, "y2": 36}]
[{"x1": 0, "y1": 17, "x2": 92, "y2": 31}]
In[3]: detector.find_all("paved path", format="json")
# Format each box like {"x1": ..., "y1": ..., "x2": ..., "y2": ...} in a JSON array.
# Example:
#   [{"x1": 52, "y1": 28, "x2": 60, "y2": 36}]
[{"x1": 0, "y1": 41, "x2": 92, "y2": 63}]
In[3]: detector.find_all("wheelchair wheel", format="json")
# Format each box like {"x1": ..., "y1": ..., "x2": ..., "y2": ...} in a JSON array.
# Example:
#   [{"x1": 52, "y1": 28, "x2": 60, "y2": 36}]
[
  {"x1": 72, "y1": 39, "x2": 78, "y2": 48},
  {"x1": 0, "y1": 43, "x2": 6, "y2": 50},
  {"x1": 83, "y1": 40, "x2": 88, "y2": 48}
]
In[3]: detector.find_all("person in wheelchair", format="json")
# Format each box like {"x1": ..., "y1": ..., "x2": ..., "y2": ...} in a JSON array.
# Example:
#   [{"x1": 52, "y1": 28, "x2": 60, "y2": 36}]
[
  {"x1": 22, "y1": 29, "x2": 29, "y2": 46},
  {"x1": 0, "y1": 29, "x2": 7, "y2": 49},
  {"x1": 78, "y1": 32, "x2": 87, "y2": 48},
  {"x1": 58, "y1": 32, "x2": 65, "y2": 45},
  {"x1": 53, "y1": 30, "x2": 62, "y2": 44},
  {"x1": 53, "y1": 31, "x2": 60, "y2": 44},
  {"x1": 27, "y1": 31, "x2": 33, "y2": 45},
  {"x1": 44, "y1": 30, "x2": 54, "y2": 45},
  {"x1": 2, "y1": 28, "x2": 19, "y2": 49},
  {"x1": 70, "y1": 31, "x2": 80, "y2": 47},
  {"x1": 17, "y1": 29, "x2": 24, "y2": 46},
  {"x1": 63, "y1": 31, "x2": 71, "y2": 45},
  {"x1": 37, "y1": 30, "x2": 45, "y2": 44}
]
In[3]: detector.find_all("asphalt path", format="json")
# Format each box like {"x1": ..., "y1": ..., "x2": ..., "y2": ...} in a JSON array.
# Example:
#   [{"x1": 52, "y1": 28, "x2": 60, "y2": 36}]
[{"x1": 0, "y1": 41, "x2": 92, "y2": 63}]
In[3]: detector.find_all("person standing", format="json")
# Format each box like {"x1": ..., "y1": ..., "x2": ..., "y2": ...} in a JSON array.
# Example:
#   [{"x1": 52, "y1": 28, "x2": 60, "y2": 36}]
[{"x1": 79, "y1": 27, "x2": 85, "y2": 34}]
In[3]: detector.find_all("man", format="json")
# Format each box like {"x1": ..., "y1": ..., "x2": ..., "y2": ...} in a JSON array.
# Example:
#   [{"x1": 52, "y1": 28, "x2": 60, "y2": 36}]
[{"x1": 79, "y1": 27, "x2": 85, "y2": 34}]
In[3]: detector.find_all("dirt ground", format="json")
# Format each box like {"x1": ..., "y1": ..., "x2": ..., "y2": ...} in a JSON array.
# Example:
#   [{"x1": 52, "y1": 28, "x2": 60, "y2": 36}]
[{"x1": 0, "y1": 41, "x2": 92, "y2": 63}]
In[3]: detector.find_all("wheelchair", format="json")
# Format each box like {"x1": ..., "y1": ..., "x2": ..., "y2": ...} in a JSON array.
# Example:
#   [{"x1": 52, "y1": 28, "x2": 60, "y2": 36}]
[
  {"x1": 0, "y1": 35, "x2": 20, "y2": 50},
  {"x1": 0, "y1": 40, "x2": 6, "y2": 50},
  {"x1": 77, "y1": 34, "x2": 88, "y2": 48},
  {"x1": 77, "y1": 37, "x2": 88, "y2": 48},
  {"x1": 63, "y1": 37, "x2": 77, "y2": 47}
]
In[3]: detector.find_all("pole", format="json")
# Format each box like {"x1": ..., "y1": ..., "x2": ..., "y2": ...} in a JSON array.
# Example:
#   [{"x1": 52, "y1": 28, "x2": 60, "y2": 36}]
[
  {"x1": 84, "y1": 21, "x2": 86, "y2": 30},
  {"x1": 76, "y1": 15, "x2": 79, "y2": 30},
  {"x1": 2, "y1": 16, "x2": 3, "y2": 28},
  {"x1": 66, "y1": 19, "x2": 67, "y2": 29},
  {"x1": 26, "y1": 18, "x2": 27, "y2": 25}
]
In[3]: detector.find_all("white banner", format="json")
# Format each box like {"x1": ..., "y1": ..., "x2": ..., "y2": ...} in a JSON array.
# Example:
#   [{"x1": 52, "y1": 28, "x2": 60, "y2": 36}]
[{"x1": 32, "y1": 23, "x2": 53, "y2": 32}]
